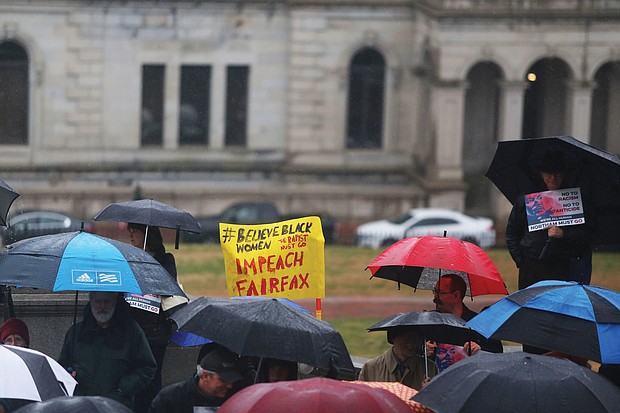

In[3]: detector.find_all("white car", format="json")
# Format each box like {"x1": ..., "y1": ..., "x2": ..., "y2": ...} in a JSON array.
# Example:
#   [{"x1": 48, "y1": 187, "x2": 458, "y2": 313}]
[{"x1": 355, "y1": 208, "x2": 496, "y2": 249}]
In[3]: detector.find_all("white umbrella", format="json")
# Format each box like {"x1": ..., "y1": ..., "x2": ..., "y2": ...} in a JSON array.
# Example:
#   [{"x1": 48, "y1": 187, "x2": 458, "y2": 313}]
[{"x1": 0, "y1": 345, "x2": 77, "y2": 402}]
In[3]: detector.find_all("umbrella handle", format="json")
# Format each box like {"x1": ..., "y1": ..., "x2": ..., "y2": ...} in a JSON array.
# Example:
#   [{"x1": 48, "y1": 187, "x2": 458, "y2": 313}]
[
  {"x1": 424, "y1": 336, "x2": 428, "y2": 378},
  {"x1": 254, "y1": 356, "x2": 263, "y2": 384},
  {"x1": 70, "y1": 291, "x2": 78, "y2": 368},
  {"x1": 175, "y1": 226, "x2": 181, "y2": 250},
  {"x1": 539, "y1": 237, "x2": 551, "y2": 260}
]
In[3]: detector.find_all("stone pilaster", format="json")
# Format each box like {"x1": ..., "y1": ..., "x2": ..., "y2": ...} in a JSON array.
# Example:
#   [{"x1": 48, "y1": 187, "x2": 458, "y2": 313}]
[{"x1": 498, "y1": 80, "x2": 528, "y2": 141}]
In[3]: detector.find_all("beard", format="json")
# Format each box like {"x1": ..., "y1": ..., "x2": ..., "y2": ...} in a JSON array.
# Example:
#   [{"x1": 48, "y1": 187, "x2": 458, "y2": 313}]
[{"x1": 93, "y1": 305, "x2": 115, "y2": 325}]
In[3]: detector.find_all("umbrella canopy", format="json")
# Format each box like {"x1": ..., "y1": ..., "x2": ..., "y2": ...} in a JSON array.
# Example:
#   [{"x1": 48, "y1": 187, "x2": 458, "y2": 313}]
[
  {"x1": 467, "y1": 280, "x2": 620, "y2": 363},
  {"x1": 1, "y1": 344, "x2": 76, "y2": 402},
  {"x1": 13, "y1": 396, "x2": 133, "y2": 413},
  {"x1": 412, "y1": 351, "x2": 620, "y2": 413},
  {"x1": 169, "y1": 296, "x2": 311, "y2": 347},
  {"x1": 0, "y1": 231, "x2": 186, "y2": 296},
  {"x1": 0, "y1": 180, "x2": 19, "y2": 227},
  {"x1": 169, "y1": 297, "x2": 356, "y2": 379},
  {"x1": 367, "y1": 235, "x2": 508, "y2": 297},
  {"x1": 486, "y1": 135, "x2": 620, "y2": 245},
  {"x1": 368, "y1": 311, "x2": 485, "y2": 347},
  {"x1": 347, "y1": 381, "x2": 433, "y2": 412},
  {"x1": 218, "y1": 377, "x2": 415, "y2": 413},
  {"x1": 93, "y1": 199, "x2": 201, "y2": 234}
]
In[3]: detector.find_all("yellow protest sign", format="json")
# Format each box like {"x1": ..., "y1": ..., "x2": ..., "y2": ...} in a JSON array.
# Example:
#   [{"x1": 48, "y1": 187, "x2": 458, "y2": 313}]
[{"x1": 220, "y1": 216, "x2": 325, "y2": 299}]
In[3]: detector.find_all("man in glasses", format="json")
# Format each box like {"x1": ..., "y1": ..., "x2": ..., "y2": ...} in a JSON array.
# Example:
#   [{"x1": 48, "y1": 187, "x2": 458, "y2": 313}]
[{"x1": 428, "y1": 274, "x2": 503, "y2": 371}]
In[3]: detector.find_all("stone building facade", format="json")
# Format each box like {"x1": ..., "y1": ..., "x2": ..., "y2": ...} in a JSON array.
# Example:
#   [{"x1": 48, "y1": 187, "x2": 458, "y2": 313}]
[{"x1": 1, "y1": 0, "x2": 620, "y2": 233}]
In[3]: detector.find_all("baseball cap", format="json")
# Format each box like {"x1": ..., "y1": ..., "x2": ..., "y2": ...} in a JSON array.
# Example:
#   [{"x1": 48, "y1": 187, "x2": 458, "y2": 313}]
[{"x1": 199, "y1": 347, "x2": 243, "y2": 383}]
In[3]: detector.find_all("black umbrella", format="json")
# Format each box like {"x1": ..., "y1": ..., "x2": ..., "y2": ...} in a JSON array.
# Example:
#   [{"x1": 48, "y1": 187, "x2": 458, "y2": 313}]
[
  {"x1": 368, "y1": 311, "x2": 486, "y2": 377},
  {"x1": 486, "y1": 135, "x2": 620, "y2": 245},
  {"x1": 13, "y1": 396, "x2": 133, "y2": 413},
  {"x1": 169, "y1": 296, "x2": 357, "y2": 380},
  {"x1": 93, "y1": 199, "x2": 202, "y2": 248},
  {"x1": 0, "y1": 180, "x2": 19, "y2": 227},
  {"x1": 0, "y1": 231, "x2": 186, "y2": 296},
  {"x1": 367, "y1": 311, "x2": 484, "y2": 347},
  {"x1": 412, "y1": 351, "x2": 620, "y2": 413}
]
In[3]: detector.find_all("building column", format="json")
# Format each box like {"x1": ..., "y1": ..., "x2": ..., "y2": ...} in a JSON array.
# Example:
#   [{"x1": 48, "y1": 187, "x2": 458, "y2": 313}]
[
  {"x1": 430, "y1": 80, "x2": 468, "y2": 180},
  {"x1": 498, "y1": 80, "x2": 528, "y2": 141},
  {"x1": 567, "y1": 80, "x2": 595, "y2": 143}
]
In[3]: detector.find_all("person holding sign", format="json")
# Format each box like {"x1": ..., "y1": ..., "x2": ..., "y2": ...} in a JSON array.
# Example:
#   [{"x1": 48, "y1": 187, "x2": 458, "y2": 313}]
[
  {"x1": 359, "y1": 328, "x2": 437, "y2": 390},
  {"x1": 506, "y1": 150, "x2": 592, "y2": 290}
]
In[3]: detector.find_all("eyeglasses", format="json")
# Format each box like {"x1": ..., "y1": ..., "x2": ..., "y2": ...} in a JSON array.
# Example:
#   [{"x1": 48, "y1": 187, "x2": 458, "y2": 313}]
[{"x1": 2, "y1": 335, "x2": 26, "y2": 346}]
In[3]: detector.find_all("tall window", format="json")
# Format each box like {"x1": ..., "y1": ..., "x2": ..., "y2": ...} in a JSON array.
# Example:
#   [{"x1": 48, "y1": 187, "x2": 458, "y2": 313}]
[
  {"x1": 225, "y1": 65, "x2": 249, "y2": 147},
  {"x1": 179, "y1": 65, "x2": 211, "y2": 145},
  {"x1": 522, "y1": 58, "x2": 571, "y2": 139},
  {"x1": 591, "y1": 61, "x2": 620, "y2": 154},
  {"x1": 346, "y1": 47, "x2": 385, "y2": 149},
  {"x1": 0, "y1": 41, "x2": 29, "y2": 145},
  {"x1": 140, "y1": 65, "x2": 165, "y2": 146}
]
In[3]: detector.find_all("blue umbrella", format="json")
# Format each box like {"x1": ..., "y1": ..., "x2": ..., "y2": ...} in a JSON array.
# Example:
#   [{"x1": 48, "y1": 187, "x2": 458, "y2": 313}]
[
  {"x1": 169, "y1": 296, "x2": 311, "y2": 347},
  {"x1": 0, "y1": 231, "x2": 186, "y2": 296},
  {"x1": 467, "y1": 280, "x2": 620, "y2": 363}
]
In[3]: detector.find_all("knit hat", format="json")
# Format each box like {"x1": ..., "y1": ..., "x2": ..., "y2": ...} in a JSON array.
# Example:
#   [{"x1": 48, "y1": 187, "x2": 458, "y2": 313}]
[
  {"x1": 535, "y1": 150, "x2": 567, "y2": 174},
  {"x1": 0, "y1": 318, "x2": 30, "y2": 346}
]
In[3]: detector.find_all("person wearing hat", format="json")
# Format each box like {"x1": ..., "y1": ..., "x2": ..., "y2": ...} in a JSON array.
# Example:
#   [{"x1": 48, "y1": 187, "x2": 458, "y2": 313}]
[
  {"x1": 358, "y1": 328, "x2": 437, "y2": 390},
  {"x1": 148, "y1": 346, "x2": 243, "y2": 413},
  {"x1": 1, "y1": 318, "x2": 33, "y2": 413},
  {"x1": 0, "y1": 317, "x2": 29, "y2": 348},
  {"x1": 506, "y1": 149, "x2": 592, "y2": 290}
]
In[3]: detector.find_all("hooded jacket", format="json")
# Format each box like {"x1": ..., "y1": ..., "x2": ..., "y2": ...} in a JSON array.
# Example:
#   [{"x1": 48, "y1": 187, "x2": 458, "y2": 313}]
[{"x1": 58, "y1": 296, "x2": 156, "y2": 408}]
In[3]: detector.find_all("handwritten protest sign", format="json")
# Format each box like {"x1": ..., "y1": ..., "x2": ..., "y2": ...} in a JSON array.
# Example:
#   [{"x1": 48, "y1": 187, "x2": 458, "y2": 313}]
[
  {"x1": 220, "y1": 216, "x2": 325, "y2": 299},
  {"x1": 525, "y1": 187, "x2": 585, "y2": 232}
]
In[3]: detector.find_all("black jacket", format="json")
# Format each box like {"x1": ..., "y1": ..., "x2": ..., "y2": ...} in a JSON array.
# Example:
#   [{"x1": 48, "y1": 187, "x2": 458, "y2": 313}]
[
  {"x1": 506, "y1": 194, "x2": 589, "y2": 266},
  {"x1": 148, "y1": 375, "x2": 226, "y2": 413}
]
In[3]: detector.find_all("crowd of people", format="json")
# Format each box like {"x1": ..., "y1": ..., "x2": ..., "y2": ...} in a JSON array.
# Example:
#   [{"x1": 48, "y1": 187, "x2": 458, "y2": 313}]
[{"x1": 1, "y1": 149, "x2": 619, "y2": 411}]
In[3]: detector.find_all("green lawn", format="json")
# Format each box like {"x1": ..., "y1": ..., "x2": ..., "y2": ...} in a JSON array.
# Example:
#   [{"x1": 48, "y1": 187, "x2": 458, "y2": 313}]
[{"x1": 172, "y1": 243, "x2": 620, "y2": 358}]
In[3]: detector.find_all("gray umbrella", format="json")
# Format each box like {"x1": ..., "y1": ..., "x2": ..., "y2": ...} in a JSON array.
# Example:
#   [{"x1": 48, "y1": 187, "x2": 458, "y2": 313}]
[
  {"x1": 412, "y1": 351, "x2": 620, "y2": 413},
  {"x1": 368, "y1": 311, "x2": 485, "y2": 346},
  {"x1": 93, "y1": 199, "x2": 202, "y2": 248},
  {"x1": 170, "y1": 296, "x2": 357, "y2": 380}
]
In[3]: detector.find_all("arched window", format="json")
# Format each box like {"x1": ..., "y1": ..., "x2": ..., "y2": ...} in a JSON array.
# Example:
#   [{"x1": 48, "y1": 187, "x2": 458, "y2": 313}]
[
  {"x1": 462, "y1": 61, "x2": 503, "y2": 215},
  {"x1": 591, "y1": 61, "x2": 620, "y2": 154},
  {"x1": 346, "y1": 48, "x2": 385, "y2": 149},
  {"x1": 522, "y1": 58, "x2": 572, "y2": 139},
  {"x1": 0, "y1": 41, "x2": 29, "y2": 145}
]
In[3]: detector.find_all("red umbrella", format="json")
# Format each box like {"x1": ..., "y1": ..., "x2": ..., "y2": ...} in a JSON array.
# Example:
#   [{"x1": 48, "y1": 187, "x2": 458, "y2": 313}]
[
  {"x1": 218, "y1": 377, "x2": 414, "y2": 413},
  {"x1": 367, "y1": 235, "x2": 508, "y2": 297}
]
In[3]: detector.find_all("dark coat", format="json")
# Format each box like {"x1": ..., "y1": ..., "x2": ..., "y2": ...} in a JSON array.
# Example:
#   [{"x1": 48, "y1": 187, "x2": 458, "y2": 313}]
[
  {"x1": 506, "y1": 193, "x2": 588, "y2": 266},
  {"x1": 148, "y1": 375, "x2": 226, "y2": 413},
  {"x1": 58, "y1": 297, "x2": 156, "y2": 409}
]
